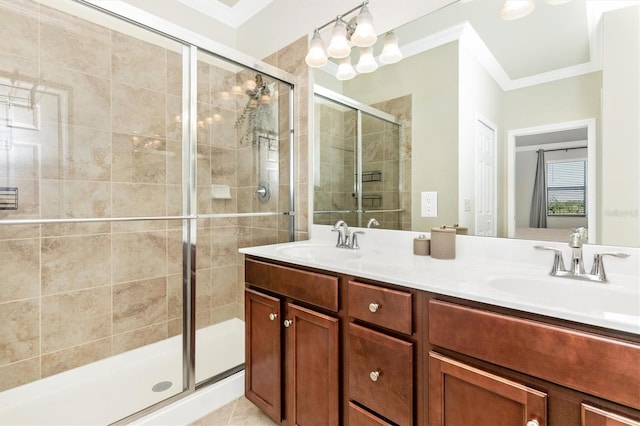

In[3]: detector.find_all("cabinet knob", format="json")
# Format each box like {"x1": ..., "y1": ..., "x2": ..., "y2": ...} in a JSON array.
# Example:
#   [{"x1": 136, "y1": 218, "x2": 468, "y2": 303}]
[
  {"x1": 369, "y1": 371, "x2": 380, "y2": 382},
  {"x1": 526, "y1": 420, "x2": 539, "y2": 426},
  {"x1": 269, "y1": 313, "x2": 278, "y2": 321},
  {"x1": 368, "y1": 303, "x2": 379, "y2": 313},
  {"x1": 283, "y1": 319, "x2": 293, "y2": 327}
]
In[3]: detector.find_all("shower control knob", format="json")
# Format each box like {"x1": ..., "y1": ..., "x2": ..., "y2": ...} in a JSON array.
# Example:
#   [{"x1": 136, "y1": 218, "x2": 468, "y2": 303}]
[
  {"x1": 283, "y1": 319, "x2": 293, "y2": 328},
  {"x1": 269, "y1": 313, "x2": 278, "y2": 321}
]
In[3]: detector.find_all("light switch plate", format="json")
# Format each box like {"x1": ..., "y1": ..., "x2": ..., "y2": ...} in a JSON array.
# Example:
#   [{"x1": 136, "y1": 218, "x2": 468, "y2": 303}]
[{"x1": 421, "y1": 191, "x2": 438, "y2": 217}]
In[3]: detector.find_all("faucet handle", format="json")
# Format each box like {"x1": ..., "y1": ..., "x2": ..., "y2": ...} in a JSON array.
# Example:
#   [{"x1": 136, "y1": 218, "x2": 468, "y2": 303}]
[
  {"x1": 351, "y1": 231, "x2": 365, "y2": 249},
  {"x1": 534, "y1": 246, "x2": 567, "y2": 275},
  {"x1": 589, "y1": 252, "x2": 630, "y2": 282}
]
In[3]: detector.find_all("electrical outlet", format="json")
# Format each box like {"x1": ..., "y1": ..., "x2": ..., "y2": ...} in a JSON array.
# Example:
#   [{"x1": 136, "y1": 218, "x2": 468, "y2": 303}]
[
  {"x1": 421, "y1": 191, "x2": 438, "y2": 217},
  {"x1": 464, "y1": 198, "x2": 472, "y2": 212}
]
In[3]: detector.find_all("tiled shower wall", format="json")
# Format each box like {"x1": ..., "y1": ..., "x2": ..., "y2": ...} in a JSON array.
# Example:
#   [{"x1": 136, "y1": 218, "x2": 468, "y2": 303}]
[
  {"x1": 0, "y1": 1, "x2": 305, "y2": 392},
  {"x1": 368, "y1": 95, "x2": 412, "y2": 230},
  {"x1": 314, "y1": 103, "x2": 357, "y2": 226}
]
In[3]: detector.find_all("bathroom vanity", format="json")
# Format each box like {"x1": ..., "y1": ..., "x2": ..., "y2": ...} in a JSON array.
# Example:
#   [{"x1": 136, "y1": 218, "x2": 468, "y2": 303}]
[{"x1": 241, "y1": 230, "x2": 640, "y2": 426}]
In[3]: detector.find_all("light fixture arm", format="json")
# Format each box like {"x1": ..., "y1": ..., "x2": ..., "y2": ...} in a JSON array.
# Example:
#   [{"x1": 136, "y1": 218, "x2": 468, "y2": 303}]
[{"x1": 314, "y1": 1, "x2": 369, "y2": 33}]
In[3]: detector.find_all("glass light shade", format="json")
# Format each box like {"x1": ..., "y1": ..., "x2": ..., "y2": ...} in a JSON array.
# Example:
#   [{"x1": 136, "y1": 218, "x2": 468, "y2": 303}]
[
  {"x1": 379, "y1": 32, "x2": 402, "y2": 64},
  {"x1": 355, "y1": 47, "x2": 378, "y2": 73},
  {"x1": 351, "y1": 5, "x2": 377, "y2": 47},
  {"x1": 336, "y1": 57, "x2": 356, "y2": 81},
  {"x1": 326, "y1": 19, "x2": 351, "y2": 58},
  {"x1": 500, "y1": 0, "x2": 535, "y2": 20},
  {"x1": 243, "y1": 79, "x2": 257, "y2": 91},
  {"x1": 305, "y1": 30, "x2": 328, "y2": 67}
]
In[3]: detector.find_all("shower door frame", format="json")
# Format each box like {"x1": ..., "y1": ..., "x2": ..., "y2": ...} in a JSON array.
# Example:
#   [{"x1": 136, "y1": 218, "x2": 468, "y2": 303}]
[
  {"x1": 313, "y1": 85, "x2": 403, "y2": 228},
  {"x1": 0, "y1": 1, "x2": 299, "y2": 423}
]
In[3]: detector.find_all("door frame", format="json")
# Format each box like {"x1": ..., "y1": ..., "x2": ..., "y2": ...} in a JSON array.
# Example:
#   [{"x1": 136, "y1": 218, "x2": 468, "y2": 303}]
[{"x1": 506, "y1": 118, "x2": 597, "y2": 241}]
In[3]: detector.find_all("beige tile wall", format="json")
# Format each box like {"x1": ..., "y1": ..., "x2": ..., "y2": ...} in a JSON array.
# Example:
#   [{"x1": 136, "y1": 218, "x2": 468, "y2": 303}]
[
  {"x1": 370, "y1": 95, "x2": 413, "y2": 230},
  {"x1": 0, "y1": 1, "x2": 306, "y2": 392}
]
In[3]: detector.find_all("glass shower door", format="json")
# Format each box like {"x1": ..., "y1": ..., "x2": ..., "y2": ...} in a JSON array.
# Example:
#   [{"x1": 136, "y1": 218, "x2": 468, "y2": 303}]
[
  {"x1": 194, "y1": 50, "x2": 294, "y2": 386},
  {"x1": 313, "y1": 91, "x2": 402, "y2": 230},
  {"x1": 0, "y1": 1, "x2": 187, "y2": 423}
]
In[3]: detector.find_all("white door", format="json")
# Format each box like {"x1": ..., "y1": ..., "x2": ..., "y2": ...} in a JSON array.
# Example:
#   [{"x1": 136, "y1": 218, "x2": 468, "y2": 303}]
[{"x1": 475, "y1": 118, "x2": 496, "y2": 237}]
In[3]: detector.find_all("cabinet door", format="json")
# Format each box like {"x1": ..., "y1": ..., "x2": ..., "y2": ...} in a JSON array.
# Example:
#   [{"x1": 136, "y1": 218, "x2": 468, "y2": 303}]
[
  {"x1": 285, "y1": 303, "x2": 339, "y2": 426},
  {"x1": 582, "y1": 404, "x2": 640, "y2": 426},
  {"x1": 429, "y1": 352, "x2": 547, "y2": 426},
  {"x1": 245, "y1": 289, "x2": 282, "y2": 423}
]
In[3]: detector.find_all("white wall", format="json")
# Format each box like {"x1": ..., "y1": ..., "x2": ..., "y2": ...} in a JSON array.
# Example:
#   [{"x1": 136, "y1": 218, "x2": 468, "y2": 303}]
[
  {"x1": 458, "y1": 33, "x2": 504, "y2": 236},
  {"x1": 601, "y1": 5, "x2": 640, "y2": 247}
]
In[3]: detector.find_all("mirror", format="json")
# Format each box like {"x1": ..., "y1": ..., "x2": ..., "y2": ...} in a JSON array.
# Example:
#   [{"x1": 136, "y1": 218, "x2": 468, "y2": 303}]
[{"x1": 312, "y1": 0, "x2": 639, "y2": 247}]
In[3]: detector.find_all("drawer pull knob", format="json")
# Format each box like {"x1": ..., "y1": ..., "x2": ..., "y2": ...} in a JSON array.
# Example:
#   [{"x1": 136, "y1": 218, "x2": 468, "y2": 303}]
[
  {"x1": 369, "y1": 370, "x2": 380, "y2": 382},
  {"x1": 368, "y1": 303, "x2": 379, "y2": 313},
  {"x1": 269, "y1": 313, "x2": 278, "y2": 321},
  {"x1": 283, "y1": 319, "x2": 293, "y2": 328},
  {"x1": 526, "y1": 420, "x2": 539, "y2": 426}
]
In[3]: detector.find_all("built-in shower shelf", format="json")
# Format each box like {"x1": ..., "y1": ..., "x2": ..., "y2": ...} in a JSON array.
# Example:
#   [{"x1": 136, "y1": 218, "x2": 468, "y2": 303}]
[
  {"x1": 361, "y1": 194, "x2": 382, "y2": 208},
  {"x1": 0, "y1": 187, "x2": 18, "y2": 210},
  {"x1": 359, "y1": 171, "x2": 382, "y2": 182}
]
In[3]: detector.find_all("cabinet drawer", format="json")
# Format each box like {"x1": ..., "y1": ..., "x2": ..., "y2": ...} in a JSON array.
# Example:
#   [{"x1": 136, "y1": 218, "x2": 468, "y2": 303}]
[
  {"x1": 349, "y1": 323, "x2": 414, "y2": 425},
  {"x1": 349, "y1": 280, "x2": 412, "y2": 334},
  {"x1": 348, "y1": 402, "x2": 393, "y2": 426},
  {"x1": 429, "y1": 300, "x2": 640, "y2": 410},
  {"x1": 245, "y1": 258, "x2": 338, "y2": 311}
]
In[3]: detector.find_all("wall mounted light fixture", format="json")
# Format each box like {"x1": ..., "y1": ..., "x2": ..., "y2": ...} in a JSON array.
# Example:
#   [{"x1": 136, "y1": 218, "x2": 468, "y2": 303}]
[
  {"x1": 500, "y1": 0, "x2": 572, "y2": 21},
  {"x1": 304, "y1": 1, "x2": 402, "y2": 80}
]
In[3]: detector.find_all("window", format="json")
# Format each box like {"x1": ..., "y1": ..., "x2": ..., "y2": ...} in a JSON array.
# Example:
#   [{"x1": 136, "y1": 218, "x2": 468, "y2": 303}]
[{"x1": 546, "y1": 160, "x2": 586, "y2": 216}]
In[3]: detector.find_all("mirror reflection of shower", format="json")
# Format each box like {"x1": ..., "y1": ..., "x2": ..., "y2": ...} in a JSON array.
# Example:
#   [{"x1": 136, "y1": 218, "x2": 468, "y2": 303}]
[{"x1": 235, "y1": 73, "x2": 278, "y2": 204}]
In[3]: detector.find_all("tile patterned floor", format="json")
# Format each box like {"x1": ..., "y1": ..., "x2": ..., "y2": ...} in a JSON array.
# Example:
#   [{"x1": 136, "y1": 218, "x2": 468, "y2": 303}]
[{"x1": 189, "y1": 396, "x2": 278, "y2": 426}]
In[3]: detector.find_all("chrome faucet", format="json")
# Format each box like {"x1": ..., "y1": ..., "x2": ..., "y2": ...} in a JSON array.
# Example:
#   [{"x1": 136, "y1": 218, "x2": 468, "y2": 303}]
[
  {"x1": 568, "y1": 227, "x2": 587, "y2": 275},
  {"x1": 535, "y1": 227, "x2": 629, "y2": 283},
  {"x1": 331, "y1": 220, "x2": 364, "y2": 249},
  {"x1": 367, "y1": 218, "x2": 380, "y2": 228},
  {"x1": 332, "y1": 220, "x2": 349, "y2": 247}
]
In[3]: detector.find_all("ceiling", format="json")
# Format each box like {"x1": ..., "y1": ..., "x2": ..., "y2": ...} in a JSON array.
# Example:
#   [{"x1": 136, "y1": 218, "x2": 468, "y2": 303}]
[
  {"x1": 175, "y1": 0, "x2": 274, "y2": 28},
  {"x1": 117, "y1": 0, "x2": 638, "y2": 82}
]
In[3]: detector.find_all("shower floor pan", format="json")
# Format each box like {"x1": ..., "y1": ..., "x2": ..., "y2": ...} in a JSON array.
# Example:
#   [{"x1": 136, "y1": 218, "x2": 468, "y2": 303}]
[{"x1": 0, "y1": 318, "x2": 245, "y2": 425}]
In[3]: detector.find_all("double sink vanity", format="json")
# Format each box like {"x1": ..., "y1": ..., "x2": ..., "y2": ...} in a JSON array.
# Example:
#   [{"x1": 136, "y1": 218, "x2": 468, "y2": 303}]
[{"x1": 240, "y1": 225, "x2": 640, "y2": 425}]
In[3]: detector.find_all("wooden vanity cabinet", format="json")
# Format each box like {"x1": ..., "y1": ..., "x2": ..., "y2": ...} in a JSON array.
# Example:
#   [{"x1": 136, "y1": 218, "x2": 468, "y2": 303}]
[
  {"x1": 244, "y1": 256, "x2": 640, "y2": 426},
  {"x1": 427, "y1": 298, "x2": 640, "y2": 426},
  {"x1": 347, "y1": 280, "x2": 420, "y2": 425},
  {"x1": 582, "y1": 404, "x2": 640, "y2": 426},
  {"x1": 244, "y1": 258, "x2": 339, "y2": 426}
]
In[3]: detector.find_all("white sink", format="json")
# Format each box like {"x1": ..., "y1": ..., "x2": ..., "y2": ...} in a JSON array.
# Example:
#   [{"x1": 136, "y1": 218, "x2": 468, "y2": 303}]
[
  {"x1": 486, "y1": 274, "x2": 640, "y2": 319},
  {"x1": 275, "y1": 242, "x2": 367, "y2": 262}
]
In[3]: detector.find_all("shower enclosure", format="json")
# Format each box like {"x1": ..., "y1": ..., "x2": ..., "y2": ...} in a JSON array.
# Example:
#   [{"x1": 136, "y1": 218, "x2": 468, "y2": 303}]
[
  {"x1": 0, "y1": 0, "x2": 295, "y2": 424},
  {"x1": 313, "y1": 86, "x2": 404, "y2": 230}
]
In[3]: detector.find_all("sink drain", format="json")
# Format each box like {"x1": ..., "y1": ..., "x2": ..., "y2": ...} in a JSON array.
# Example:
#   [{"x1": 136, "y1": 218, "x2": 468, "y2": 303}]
[{"x1": 152, "y1": 381, "x2": 172, "y2": 392}]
